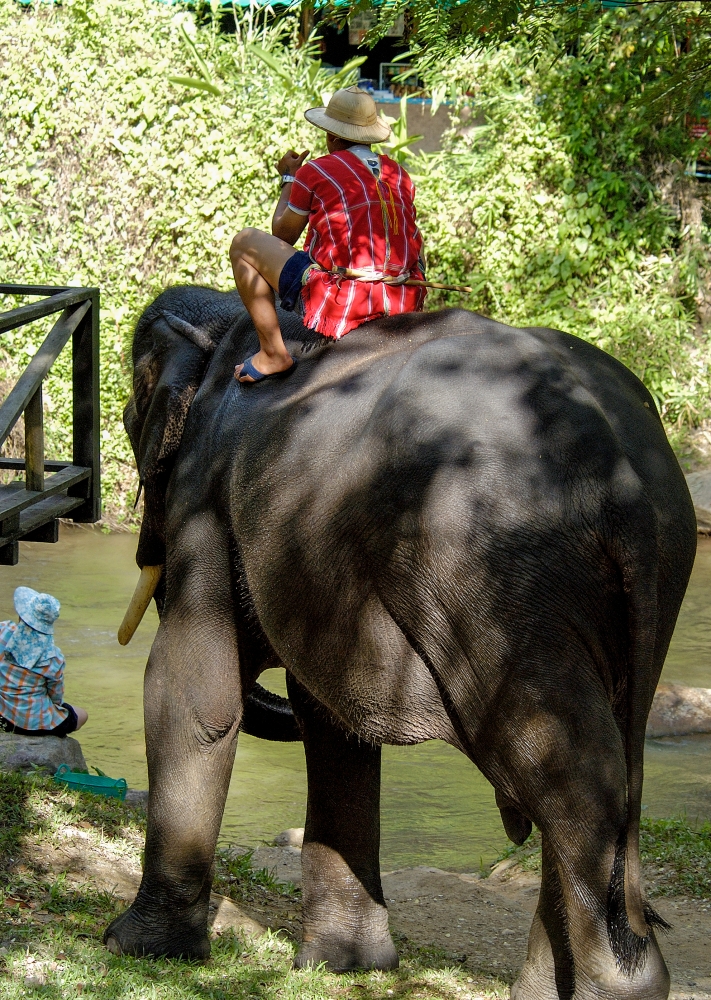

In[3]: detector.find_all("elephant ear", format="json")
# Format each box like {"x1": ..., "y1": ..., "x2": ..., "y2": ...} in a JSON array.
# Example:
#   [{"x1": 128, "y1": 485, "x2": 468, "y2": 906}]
[{"x1": 125, "y1": 310, "x2": 215, "y2": 482}]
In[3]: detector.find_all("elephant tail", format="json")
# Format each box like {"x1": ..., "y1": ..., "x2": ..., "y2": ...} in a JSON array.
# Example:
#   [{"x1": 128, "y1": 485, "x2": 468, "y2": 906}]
[
  {"x1": 608, "y1": 520, "x2": 669, "y2": 972},
  {"x1": 239, "y1": 683, "x2": 302, "y2": 742}
]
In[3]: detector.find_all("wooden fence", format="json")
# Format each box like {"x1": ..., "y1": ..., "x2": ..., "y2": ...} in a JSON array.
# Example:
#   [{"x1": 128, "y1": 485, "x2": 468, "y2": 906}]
[{"x1": 0, "y1": 285, "x2": 101, "y2": 565}]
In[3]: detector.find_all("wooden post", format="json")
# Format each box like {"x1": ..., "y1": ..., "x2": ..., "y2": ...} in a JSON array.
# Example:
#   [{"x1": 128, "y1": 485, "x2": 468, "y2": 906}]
[
  {"x1": 24, "y1": 386, "x2": 44, "y2": 493},
  {"x1": 69, "y1": 290, "x2": 101, "y2": 522}
]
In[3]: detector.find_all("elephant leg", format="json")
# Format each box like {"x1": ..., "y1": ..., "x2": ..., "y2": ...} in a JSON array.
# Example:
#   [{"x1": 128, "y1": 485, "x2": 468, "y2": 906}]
[
  {"x1": 104, "y1": 513, "x2": 242, "y2": 959},
  {"x1": 287, "y1": 675, "x2": 398, "y2": 972},
  {"x1": 478, "y1": 685, "x2": 670, "y2": 1000},
  {"x1": 510, "y1": 827, "x2": 668, "y2": 1000}
]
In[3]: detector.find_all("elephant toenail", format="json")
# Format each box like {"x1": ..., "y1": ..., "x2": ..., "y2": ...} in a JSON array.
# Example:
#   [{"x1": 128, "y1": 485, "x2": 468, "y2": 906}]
[{"x1": 105, "y1": 936, "x2": 122, "y2": 956}]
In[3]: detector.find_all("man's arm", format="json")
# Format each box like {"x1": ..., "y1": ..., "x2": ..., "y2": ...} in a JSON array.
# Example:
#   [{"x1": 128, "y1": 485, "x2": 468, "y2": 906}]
[
  {"x1": 272, "y1": 189, "x2": 309, "y2": 246},
  {"x1": 272, "y1": 149, "x2": 310, "y2": 246}
]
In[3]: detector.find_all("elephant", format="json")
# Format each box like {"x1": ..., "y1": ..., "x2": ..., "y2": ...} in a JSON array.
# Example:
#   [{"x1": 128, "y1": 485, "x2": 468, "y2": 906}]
[{"x1": 105, "y1": 284, "x2": 696, "y2": 1000}]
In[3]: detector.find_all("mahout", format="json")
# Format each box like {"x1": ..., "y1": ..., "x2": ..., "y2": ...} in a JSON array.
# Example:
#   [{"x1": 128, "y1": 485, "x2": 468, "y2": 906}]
[{"x1": 106, "y1": 285, "x2": 696, "y2": 1000}]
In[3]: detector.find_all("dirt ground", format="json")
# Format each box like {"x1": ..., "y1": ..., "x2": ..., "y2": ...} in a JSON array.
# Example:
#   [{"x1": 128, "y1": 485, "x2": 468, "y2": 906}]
[
  {"x1": 24, "y1": 827, "x2": 711, "y2": 1000},
  {"x1": 247, "y1": 846, "x2": 711, "y2": 1000}
]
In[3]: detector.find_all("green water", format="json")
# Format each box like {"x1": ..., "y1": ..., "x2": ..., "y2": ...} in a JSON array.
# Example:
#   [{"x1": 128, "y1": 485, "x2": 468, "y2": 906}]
[{"x1": 0, "y1": 528, "x2": 709, "y2": 871}]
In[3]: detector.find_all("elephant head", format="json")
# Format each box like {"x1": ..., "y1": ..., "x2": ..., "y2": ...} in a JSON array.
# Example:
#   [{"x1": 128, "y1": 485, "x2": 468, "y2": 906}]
[
  {"x1": 119, "y1": 288, "x2": 301, "y2": 742},
  {"x1": 120, "y1": 289, "x2": 245, "y2": 642}
]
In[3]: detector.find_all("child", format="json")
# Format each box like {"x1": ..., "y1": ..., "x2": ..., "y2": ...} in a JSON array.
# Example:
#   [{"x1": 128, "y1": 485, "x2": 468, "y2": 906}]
[{"x1": 0, "y1": 586, "x2": 88, "y2": 737}]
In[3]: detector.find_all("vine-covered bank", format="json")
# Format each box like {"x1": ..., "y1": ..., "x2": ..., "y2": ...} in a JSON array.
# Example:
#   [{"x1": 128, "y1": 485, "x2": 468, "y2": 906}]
[{"x1": 0, "y1": 0, "x2": 708, "y2": 524}]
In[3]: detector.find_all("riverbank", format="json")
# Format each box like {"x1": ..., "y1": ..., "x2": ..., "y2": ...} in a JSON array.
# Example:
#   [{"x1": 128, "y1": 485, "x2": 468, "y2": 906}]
[
  {"x1": 1, "y1": 774, "x2": 710, "y2": 1000},
  {"x1": 0, "y1": 773, "x2": 507, "y2": 1000}
]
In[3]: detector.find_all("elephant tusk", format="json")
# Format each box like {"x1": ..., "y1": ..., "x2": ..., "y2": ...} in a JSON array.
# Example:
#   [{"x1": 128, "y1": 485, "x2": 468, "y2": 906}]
[{"x1": 118, "y1": 565, "x2": 163, "y2": 646}]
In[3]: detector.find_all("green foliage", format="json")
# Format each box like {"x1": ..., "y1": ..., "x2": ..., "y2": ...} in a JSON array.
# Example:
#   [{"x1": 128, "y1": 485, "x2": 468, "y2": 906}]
[
  {"x1": 0, "y1": 0, "x2": 708, "y2": 531},
  {"x1": 0, "y1": 0, "x2": 328, "y2": 526},
  {"x1": 410, "y1": 39, "x2": 709, "y2": 422},
  {"x1": 487, "y1": 827, "x2": 543, "y2": 877},
  {"x1": 213, "y1": 846, "x2": 299, "y2": 900},
  {"x1": 641, "y1": 815, "x2": 711, "y2": 898},
  {"x1": 0, "y1": 771, "x2": 33, "y2": 862},
  {"x1": 323, "y1": 0, "x2": 711, "y2": 128}
]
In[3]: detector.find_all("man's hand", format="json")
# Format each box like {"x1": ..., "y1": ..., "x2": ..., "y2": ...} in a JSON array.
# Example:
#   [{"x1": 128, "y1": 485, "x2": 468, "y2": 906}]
[{"x1": 277, "y1": 149, "x2": 309, "y2": 177}]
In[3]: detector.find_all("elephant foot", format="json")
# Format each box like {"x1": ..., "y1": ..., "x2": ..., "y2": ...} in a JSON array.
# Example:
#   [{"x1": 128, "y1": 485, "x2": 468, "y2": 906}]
[
  {"x1": 511, "y1": 942, "x2": 670, "y2": 1000},
  {"x1": 296, "y1": 843, "x2": 399, "y2": 972},
  {"x1": 103, "y1": 902, "x2": 211, "y2": 961},
  {"x1": 512, "y1": 969, "x2": 670, "y2": 1000},
  {"x1": 294, "y1": 930, "x2": 398, "y2": 972}
]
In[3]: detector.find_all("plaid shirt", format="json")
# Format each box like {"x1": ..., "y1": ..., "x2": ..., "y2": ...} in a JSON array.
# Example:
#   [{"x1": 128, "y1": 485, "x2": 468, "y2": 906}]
[
  {"x1": 288, "y1": 150, "x2": 426, "y2": 339},
  {"x1": 0, "y1": 620, "x2": 67, "y2": 730}
]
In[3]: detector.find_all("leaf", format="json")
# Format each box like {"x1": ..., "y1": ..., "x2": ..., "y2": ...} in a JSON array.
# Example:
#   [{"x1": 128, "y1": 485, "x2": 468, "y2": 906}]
[
  {"x1": 0, "y1": 210, "x2": 20, "y2": 240},
  {"x1": 248, "y1": 45, "x2": 293, "y2": 84},
  {"x1": 329, "y1": 55, "x2": 368, "y2": 89},
  {"x1": 168, "y1": 76, "x2": 222, "y2": 97},
  {"x1": 430, "y1": 84, "x2": 447, "y2": 116},
  {"x1": 179, "y1": 21, "x2": 215, "y2": 87},
  {"x1": 4, "y1": 897, "x2": 29, "y2": 909}
]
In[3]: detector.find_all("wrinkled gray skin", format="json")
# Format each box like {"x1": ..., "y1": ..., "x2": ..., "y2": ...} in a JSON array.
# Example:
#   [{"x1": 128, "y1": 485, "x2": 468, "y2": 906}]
[{"x1": 105, "y1": 286, "x2": 696, "y2": 1000}]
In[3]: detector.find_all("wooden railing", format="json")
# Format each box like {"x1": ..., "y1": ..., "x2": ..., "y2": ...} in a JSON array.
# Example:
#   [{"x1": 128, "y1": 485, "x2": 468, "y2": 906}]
[{"x1": 0, "y1": 285, "x2": 101, "y2": 565}]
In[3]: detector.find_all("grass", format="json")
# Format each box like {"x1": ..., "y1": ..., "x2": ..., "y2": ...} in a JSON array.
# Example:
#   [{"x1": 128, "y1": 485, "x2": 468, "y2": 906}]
[
  {"x1": 213, "y1": 848, "x2": 299, "y2": 902},
  {"x1": 487, "y1": 816, "x2": 711, "y2": 899},
  {"x1": 0, "y1": 772, "x2": 509, "y2": 999},
  {"x1": 640, "y1": 816, "x2": 711, "y2": 898}
]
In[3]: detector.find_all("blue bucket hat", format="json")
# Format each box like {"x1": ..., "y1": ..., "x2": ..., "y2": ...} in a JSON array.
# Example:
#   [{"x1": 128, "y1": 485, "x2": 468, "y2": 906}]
[{"x1": 13, "y1": 586, "x2": 60, "y2": 635}]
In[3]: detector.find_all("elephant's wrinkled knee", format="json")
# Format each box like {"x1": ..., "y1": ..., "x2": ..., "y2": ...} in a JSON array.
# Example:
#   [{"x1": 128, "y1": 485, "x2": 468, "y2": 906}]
[{"x1": 193, "y1": 713, "x2": 240, "y2": 750}]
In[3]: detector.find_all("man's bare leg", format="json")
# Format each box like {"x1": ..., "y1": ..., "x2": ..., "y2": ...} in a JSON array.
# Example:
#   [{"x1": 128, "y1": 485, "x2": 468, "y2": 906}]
[{"x1": 230, "y1": 228, "x2": 300, "y2": 382}]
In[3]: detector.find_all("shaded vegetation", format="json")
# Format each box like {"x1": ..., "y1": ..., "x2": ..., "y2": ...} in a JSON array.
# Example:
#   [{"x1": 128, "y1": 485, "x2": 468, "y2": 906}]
[
  {"x1": 0, "y1": 772, "x2": 32, "y2": 864},
  {"x1": 640, "y1": 815, "x2": 711, "y2": 898},
  {"x1": 324, "y1": 0, "x2": 711, "y2": 129},
  {"x1": 213, "y1": 846, "x2": 299, "y2": 902}
]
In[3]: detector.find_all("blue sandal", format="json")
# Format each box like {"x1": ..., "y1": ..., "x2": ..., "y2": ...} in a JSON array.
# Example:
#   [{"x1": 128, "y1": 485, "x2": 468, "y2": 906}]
[{"x1": 236, "y1": 356, "x2": 298, "y2": 384}]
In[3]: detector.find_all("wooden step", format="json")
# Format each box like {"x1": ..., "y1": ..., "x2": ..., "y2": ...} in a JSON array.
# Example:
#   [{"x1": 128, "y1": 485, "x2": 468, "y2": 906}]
[{"x1": 0, "y1": 494, "x2": 85, "y2": 565}]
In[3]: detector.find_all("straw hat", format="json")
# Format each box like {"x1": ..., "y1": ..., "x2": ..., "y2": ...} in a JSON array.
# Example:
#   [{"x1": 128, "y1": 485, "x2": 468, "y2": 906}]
[{"x1": 305, "y1": 86, "x2": 391, "y2": 144}]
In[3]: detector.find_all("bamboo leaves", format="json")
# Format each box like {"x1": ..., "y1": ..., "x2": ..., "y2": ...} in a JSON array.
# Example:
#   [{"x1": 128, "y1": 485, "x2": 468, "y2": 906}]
[
  {"x1": 168, "y1": 19, "x2": 222, "y2": 97},
  {"x1": 168, "y1": 76, "x2": 223, "y2": 97}
]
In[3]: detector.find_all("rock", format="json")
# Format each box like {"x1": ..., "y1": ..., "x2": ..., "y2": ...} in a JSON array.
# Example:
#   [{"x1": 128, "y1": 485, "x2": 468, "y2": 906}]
[
  {"x1": 124, "y1": 789, "x2": 148, "y2": 809},
  {"x1": 647, "y1": 683, "x2": 711, "y2": 738},
  {"x1": 0, "y1": 732, "x2": 86, "y2": 774},
  {"x1": 274, "y1": 827, "x2": 304, "y2": 849},
  {"x1": 684, "y1": 472, "x2": 711, "y2": 534},
  {"x1": 250, "y1": 845, "x2": 302, "y2": 886},
  {"x1": 208, "y1": 892, "x2": 265, "y2": 939},
  {"x1": 685, "y1": 470, "x2": 711, "y2": 510}
]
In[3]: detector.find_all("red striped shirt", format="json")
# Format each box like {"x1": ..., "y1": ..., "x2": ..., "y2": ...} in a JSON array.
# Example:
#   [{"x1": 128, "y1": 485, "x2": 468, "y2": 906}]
[{"x1": 288, "y1": 150, "x2": 426, "y2": 339}]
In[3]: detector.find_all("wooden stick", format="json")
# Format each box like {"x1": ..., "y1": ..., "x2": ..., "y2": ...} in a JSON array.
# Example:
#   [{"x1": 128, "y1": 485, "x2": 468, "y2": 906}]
[{"x1": 404, "y1": 279, "x2": 473, "y2": 293}]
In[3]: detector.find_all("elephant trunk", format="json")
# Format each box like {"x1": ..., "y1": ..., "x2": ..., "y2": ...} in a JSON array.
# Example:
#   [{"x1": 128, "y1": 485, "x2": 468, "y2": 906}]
[
  {"x1": 240, "y1": 683, "x2": 302, "y2": 742},
  {"x1": 118, "y1": 565, "x2": 163, "y2": 645}
]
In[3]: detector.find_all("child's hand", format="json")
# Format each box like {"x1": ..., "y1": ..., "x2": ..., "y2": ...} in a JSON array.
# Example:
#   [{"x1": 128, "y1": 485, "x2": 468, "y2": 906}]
[{"x1": 277, "y1": 149, "x2": 309, "y2": 177}]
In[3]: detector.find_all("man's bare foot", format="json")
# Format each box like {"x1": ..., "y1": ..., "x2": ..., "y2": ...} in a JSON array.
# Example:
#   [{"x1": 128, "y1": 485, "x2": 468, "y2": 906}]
[{"x1": 235, "y1": 350, "x2": 295, "y2": 383}]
